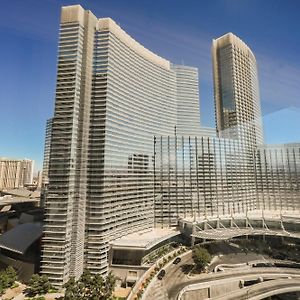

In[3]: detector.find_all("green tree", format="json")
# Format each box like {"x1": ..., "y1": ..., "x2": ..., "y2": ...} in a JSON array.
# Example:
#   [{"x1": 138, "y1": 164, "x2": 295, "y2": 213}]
[
  {"x1": 5, "y1": 266, "x2": 17, "y2": 286},
  {"x1": 102, "y1": 272, "x2": 116, "y2": 300},
  {"x1": 25, "y1": 274, "x2": 53, "y2": 297},
  {"x1": 192, "y1": 246, "x2": 211, "y2": 271},
  {"x1": 0, "y1": 266, "x2": 18, "y2": 295},
  {"x1": 63, "y1": 269, "x2": 116, "y2": 300},
  {"x1": 63, "y1": 277, "x2": 81, "y2": 300}
]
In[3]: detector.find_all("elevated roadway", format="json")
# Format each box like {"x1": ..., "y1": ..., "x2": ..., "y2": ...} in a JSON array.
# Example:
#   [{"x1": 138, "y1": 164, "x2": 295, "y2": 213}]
[
  {"x1": 210, "y1": 278, "x2": 300, "y2": 300},
  {"x1": 144, "y1": 258, "x2": 300, "y2": 300}
]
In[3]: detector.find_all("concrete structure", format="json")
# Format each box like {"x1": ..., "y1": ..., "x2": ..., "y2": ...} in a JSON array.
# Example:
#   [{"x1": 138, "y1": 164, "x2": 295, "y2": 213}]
[
  {"x1": 180, "y1": 210, "x2": 300, "y2": 242},
  {"x1": 41, "y1": 5, "x2": 206, "y2": 286},
  {"x1": 178, "y1": 276, "x2": 300, "y2": 300},
  {"x1": 110, "y1": 228, "x2": 179, "y2": 265},
  {"x1": 0, "y1": 158, "x2": 33, "y2": 189},
  {"x1": 110, "y1": 228, "x2": 179, "y2": 284},
  {"x1": 212, "y1": 33, "x2": 263, "y2": 147},
  {"x1": 142, "y1": 247, "x2": 300, "y2": 300}
]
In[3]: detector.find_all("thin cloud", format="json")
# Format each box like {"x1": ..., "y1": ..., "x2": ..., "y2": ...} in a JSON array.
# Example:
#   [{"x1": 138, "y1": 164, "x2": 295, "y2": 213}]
[
  {"x1": 3, "y1": 1, "x2": 298, "y2": 118},
  {"x1": 257, "y1": 53, "x2": 300, "y2": 109},
  {"x1": 120, "y1": 17, "x2": 300, "y2": 115}
]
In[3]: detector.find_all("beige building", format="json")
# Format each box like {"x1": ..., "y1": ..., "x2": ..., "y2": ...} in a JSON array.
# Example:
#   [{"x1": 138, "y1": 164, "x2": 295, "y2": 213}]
[
  {"x1": 212, "y1": 33, "x2": 263, "y2": 148},
  {"x1": 0, "y1": 158, "x2": 34, "y2": 189}
]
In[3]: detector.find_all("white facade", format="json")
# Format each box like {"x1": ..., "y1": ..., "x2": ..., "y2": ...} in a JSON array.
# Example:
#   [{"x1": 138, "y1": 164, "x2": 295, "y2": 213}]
[
  {"x1": 172, "y1": 65, "x2": 202, "y2": 136},
  {"x1": 0, "y1": 158, "x2": 34, "y2": 189}
]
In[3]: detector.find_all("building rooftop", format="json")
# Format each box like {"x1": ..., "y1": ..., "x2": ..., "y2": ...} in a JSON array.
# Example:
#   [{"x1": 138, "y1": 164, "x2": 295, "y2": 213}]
[
  {"x1": 0, "y1": 222, "x2": 43, "y2": 254},
  {"x1": 111, "y1": 228, "x2": 180, "y2": 250},
  {"x1": 0, "y1": 188, "x2": 40, "y2": 199}
]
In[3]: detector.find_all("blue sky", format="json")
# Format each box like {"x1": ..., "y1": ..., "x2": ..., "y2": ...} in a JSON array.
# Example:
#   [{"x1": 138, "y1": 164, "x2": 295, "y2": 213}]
[{"x1": 0, "y1": 0, "x2": 299, "y2": 171}]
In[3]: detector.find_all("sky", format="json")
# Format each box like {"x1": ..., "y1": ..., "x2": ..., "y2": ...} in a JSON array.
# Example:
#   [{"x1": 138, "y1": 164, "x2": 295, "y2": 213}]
[{"x1": 0, "y1": 0, "x2": 299, "y2": 171}]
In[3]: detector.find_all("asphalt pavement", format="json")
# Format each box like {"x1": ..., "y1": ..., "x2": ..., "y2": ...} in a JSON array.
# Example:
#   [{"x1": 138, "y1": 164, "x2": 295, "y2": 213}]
[{"x1": 144, "y1": 252, "x2": 300, "y2": 300}]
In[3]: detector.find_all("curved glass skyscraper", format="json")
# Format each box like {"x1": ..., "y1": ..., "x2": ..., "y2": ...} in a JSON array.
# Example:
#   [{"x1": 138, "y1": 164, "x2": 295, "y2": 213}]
[{"x1": 41, "y1": 5, "x2": 204, "y2": 285}]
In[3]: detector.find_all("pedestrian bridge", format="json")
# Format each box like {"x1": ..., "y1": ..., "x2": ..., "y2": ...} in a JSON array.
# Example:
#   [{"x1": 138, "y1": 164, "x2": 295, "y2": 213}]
[{"x1": 179, "y1": 210, "x2": 300, "y2": 242}]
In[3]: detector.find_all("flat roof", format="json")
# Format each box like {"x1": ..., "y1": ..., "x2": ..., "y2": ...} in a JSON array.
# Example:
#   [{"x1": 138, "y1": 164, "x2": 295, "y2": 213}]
[
  {"x1": 111, "y1": 228, "x2": 180, "y2": 250},
  {"x1": 0, "y1": 196, "x2": 39, "y2": 207},
  {"x1": 1, "y1": 188, "x2": 40, "y2": 199}
]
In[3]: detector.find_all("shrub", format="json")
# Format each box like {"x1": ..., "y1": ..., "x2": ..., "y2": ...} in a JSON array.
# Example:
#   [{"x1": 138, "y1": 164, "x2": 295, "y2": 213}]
[
  {"x1": 25, "y1": 274, "x2": 53, "y2": 297},
  {"x1": 0, "y1": 266, "x2": 18, "y2": 295},
  {"x1": 63, "y1": 270, "x2": 116, "y2": 300}
]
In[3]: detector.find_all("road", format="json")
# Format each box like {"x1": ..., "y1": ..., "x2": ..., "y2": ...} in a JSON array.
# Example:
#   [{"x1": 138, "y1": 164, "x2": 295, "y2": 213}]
[
  {"x1": 170, "y1": 269, "x2": 300, "y2": 300},
  {"x1": 144, "y1": 252, "x2": 192, "y2": 300},
  {"x1": 211, "y1": 278, "x2": 300, "y2": 300},
  {"x1": 144, "y1": 252, "x2": 300, "y2": 300},
  {"x1": 208, "y1": 252, "x2": 266, "y2": 272}
]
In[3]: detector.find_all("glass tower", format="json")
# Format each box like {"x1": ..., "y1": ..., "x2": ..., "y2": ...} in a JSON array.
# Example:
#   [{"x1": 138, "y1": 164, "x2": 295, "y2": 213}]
[
  {"x1": 41, "y1": 5, "x2": 204, "y2": 285},
  {"x1": 212, "y1": 33, "x2": 263, "y2": 148}
]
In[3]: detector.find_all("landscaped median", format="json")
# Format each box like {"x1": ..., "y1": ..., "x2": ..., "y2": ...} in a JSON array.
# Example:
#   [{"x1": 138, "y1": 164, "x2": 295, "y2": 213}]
[{"x1": 127, "y1": 246, "x2": 189, "y2": 300}]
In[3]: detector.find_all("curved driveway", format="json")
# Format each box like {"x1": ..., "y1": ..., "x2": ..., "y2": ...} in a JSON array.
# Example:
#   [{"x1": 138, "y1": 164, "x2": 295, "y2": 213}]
[
  {"x1": 211, "y1": 278, "x2": 300, "y2": 300},
  {"x1": 144, "y1": 254, "x2": 300, "y2": 300}
]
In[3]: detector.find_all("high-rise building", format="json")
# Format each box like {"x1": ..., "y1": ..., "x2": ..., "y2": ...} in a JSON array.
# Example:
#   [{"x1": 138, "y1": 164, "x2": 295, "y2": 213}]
[
  {"x1": 41, "y1": 118, "x2": 53, "y2": 187},
  {"x1": 172, "y1": 65, "x2": 201, "y2": 136},
  {"x1": 212, "y1": 33, "x2": 263, "y2": 147},
  {"x1": 172, "y1": 65, "x2": 216, "y2": 138},
  {"x1": 41, "y1": 5, "x2": 203, "y2": 285},
  {"x1": 0, "y1": 158, "x2": 34, "y2": 189}
]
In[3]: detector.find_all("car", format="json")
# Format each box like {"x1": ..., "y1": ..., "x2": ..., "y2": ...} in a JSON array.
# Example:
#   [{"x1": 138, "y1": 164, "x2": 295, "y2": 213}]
[
  {"x1": 157, "y1": 269, "x2": 166, "y2": 280},
  {"x1": 173, "y1": 257, "x2": 181, "y2": 264}
]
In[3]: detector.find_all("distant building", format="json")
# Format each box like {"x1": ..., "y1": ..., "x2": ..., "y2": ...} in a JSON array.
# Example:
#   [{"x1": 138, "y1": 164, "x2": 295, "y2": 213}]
[
  {"x1": 0, "y1": 158, "x2": 34, "y2": 189},
  {"x1": 37, "y1": 171, "x2": 43, "y2": 189},
  {"x1": 172, "y1": 65, "x2": 202, "y2": 136},
  {"x1": 212, "y1": 33, "x2": 263, "y2": 147}
]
